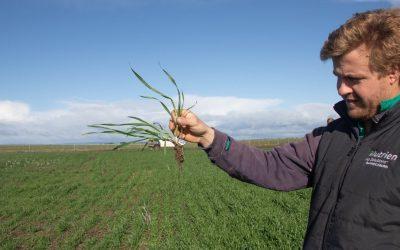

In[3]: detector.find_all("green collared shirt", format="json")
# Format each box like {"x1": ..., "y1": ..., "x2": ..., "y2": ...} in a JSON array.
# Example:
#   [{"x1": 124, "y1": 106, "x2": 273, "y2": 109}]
[
  {"x1": 380, "y1": 94, "x2": 400, "y2": 112},
  {"x1": 358, "y1": 94, "x2": 400, "y2": 138}
]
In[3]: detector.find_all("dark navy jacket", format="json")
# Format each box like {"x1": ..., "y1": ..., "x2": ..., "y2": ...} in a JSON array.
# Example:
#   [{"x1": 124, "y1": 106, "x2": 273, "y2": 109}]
[{"x1": 204, "y1": 100, "x2": 400, "y2": 249}]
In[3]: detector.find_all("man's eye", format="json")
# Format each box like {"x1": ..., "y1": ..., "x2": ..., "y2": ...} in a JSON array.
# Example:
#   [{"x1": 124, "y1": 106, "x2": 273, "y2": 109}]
[{"x1": 346, "y1": 77, "x2": 360, "y2": 83}]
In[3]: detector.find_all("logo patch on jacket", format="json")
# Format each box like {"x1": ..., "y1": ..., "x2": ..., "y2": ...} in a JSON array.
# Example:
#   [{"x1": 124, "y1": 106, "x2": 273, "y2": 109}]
[{"x1": 365, "y1": 150, "x2": 398, "y2": 169}]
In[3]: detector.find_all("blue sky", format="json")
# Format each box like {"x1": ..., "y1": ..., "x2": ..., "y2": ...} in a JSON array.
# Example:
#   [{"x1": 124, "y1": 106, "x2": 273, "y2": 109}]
[{"x1": 0, "y1": 0, "x2": 397, "y2": 144}]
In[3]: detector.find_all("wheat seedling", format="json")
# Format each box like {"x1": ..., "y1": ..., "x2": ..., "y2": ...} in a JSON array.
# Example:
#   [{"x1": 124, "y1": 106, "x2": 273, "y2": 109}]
[{"x1": 87, "y1": 67, "x2": 195, "y2": 171}]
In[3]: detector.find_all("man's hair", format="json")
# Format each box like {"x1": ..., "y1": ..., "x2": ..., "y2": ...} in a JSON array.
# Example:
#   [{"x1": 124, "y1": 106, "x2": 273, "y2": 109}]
[{"x1": 320, "y1": 8, "x2": 400, "y2": 75}]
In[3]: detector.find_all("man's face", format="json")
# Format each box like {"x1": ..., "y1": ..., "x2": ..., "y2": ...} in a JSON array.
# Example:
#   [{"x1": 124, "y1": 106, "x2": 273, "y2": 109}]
[{"x1": 333, "y1": 44, "x2": 399, "y2": 121}]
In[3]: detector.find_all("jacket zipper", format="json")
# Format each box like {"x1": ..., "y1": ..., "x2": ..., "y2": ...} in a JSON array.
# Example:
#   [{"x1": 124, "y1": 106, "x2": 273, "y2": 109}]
[{"x1": 321, "y1": 135, "x2": 361, "y2": 248}]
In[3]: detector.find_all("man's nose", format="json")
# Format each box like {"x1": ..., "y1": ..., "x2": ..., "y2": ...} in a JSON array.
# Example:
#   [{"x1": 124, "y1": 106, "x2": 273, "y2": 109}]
[{"x1": 337, "y1": 78, "x2": 352, "y2": 97}]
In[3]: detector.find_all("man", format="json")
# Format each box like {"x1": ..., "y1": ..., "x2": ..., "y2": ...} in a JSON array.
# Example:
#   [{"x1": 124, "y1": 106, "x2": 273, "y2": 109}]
[{"x1": 170, "y1": 9, "x2": 400, "y2": 249}]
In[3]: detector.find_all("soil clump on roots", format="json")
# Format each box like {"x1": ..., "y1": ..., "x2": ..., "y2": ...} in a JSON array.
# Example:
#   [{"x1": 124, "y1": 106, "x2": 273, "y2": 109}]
[{"x1": 174, "y1": 144, "x2": 184, "y2": 171}]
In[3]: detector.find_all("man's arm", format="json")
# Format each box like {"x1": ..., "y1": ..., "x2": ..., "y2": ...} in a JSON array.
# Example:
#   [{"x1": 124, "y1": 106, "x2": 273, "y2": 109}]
[
  {"x1": 203, "y1": 129, "x2": 322, "y2": 191},
  {"x1": 169, "y1": 109, "x2": 323, "y2": 191}
]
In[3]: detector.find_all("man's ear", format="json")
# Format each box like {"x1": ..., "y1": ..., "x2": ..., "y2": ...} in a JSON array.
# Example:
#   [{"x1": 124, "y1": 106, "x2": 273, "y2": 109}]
[{"x1": 387, "y1": 68, "x2": 400, "y2": 86}]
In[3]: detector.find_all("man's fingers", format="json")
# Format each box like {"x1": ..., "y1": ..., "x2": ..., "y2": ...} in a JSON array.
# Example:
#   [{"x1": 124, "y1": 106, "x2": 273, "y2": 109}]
[
  {"x1": 170, "y1": 109, "x2": 198, "y2": 134},
  {"x1": 170, "y1": 109, "x2": 191, "y2": 119},
  {"x1": 180, "y1": 109, "x2": 191, "y2": 117},
  {"x1": 169, "y1": 119, "x2": 176, "y2": 130},
  {"x1": 176, "y1": 117, "x2": 190, "y2": 126}
]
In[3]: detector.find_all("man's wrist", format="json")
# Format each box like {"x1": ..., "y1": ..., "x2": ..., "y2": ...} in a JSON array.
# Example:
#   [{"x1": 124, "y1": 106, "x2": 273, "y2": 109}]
[{"x1": 199, "y1": 127, "x2": 215, "y2": 148}]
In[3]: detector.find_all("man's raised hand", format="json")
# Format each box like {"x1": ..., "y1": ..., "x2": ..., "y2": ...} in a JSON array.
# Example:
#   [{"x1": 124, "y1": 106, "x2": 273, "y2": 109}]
[{"x1": 169, "y1": 110, "x2": 215, "y2": 148}]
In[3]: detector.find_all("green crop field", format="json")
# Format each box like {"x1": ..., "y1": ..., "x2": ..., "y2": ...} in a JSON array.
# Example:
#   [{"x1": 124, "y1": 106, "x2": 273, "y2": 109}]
[{"x1": 0, "y1": 148, "x2": 311, "y2": 249}]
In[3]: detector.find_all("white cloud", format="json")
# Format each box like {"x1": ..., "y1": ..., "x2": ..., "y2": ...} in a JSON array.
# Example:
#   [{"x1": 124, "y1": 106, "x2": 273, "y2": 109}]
[
  {"x1": 0, "y1": 96, "x2": 338, "y2": 144},
  {"x1": 0, "y1": 101, "x2": 31, "y2": 123},
  {"x1": 188, "y1": 95, "x2": 282, "y2": 116},
  {"x1": 194, "y1": 102, "x2": 336, "y2": 139}
]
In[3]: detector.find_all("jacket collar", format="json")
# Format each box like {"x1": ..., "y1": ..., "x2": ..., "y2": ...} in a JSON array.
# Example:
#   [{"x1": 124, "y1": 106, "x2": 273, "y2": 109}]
[
  {"x1": 333, "y1": 101, "x2": 359, "y2": 137},
  {"x1": 333, "y1": 100, "x2": 400, "y2": 131},
  {"x1": 333, "y1": 100, "x2": 348, "y2": 120}
]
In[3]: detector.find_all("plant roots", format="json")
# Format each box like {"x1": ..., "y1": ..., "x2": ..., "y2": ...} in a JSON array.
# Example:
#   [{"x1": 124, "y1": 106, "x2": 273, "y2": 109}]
[{"x1": 174, "y1": 144, "x2": 184, "y2": 171}]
